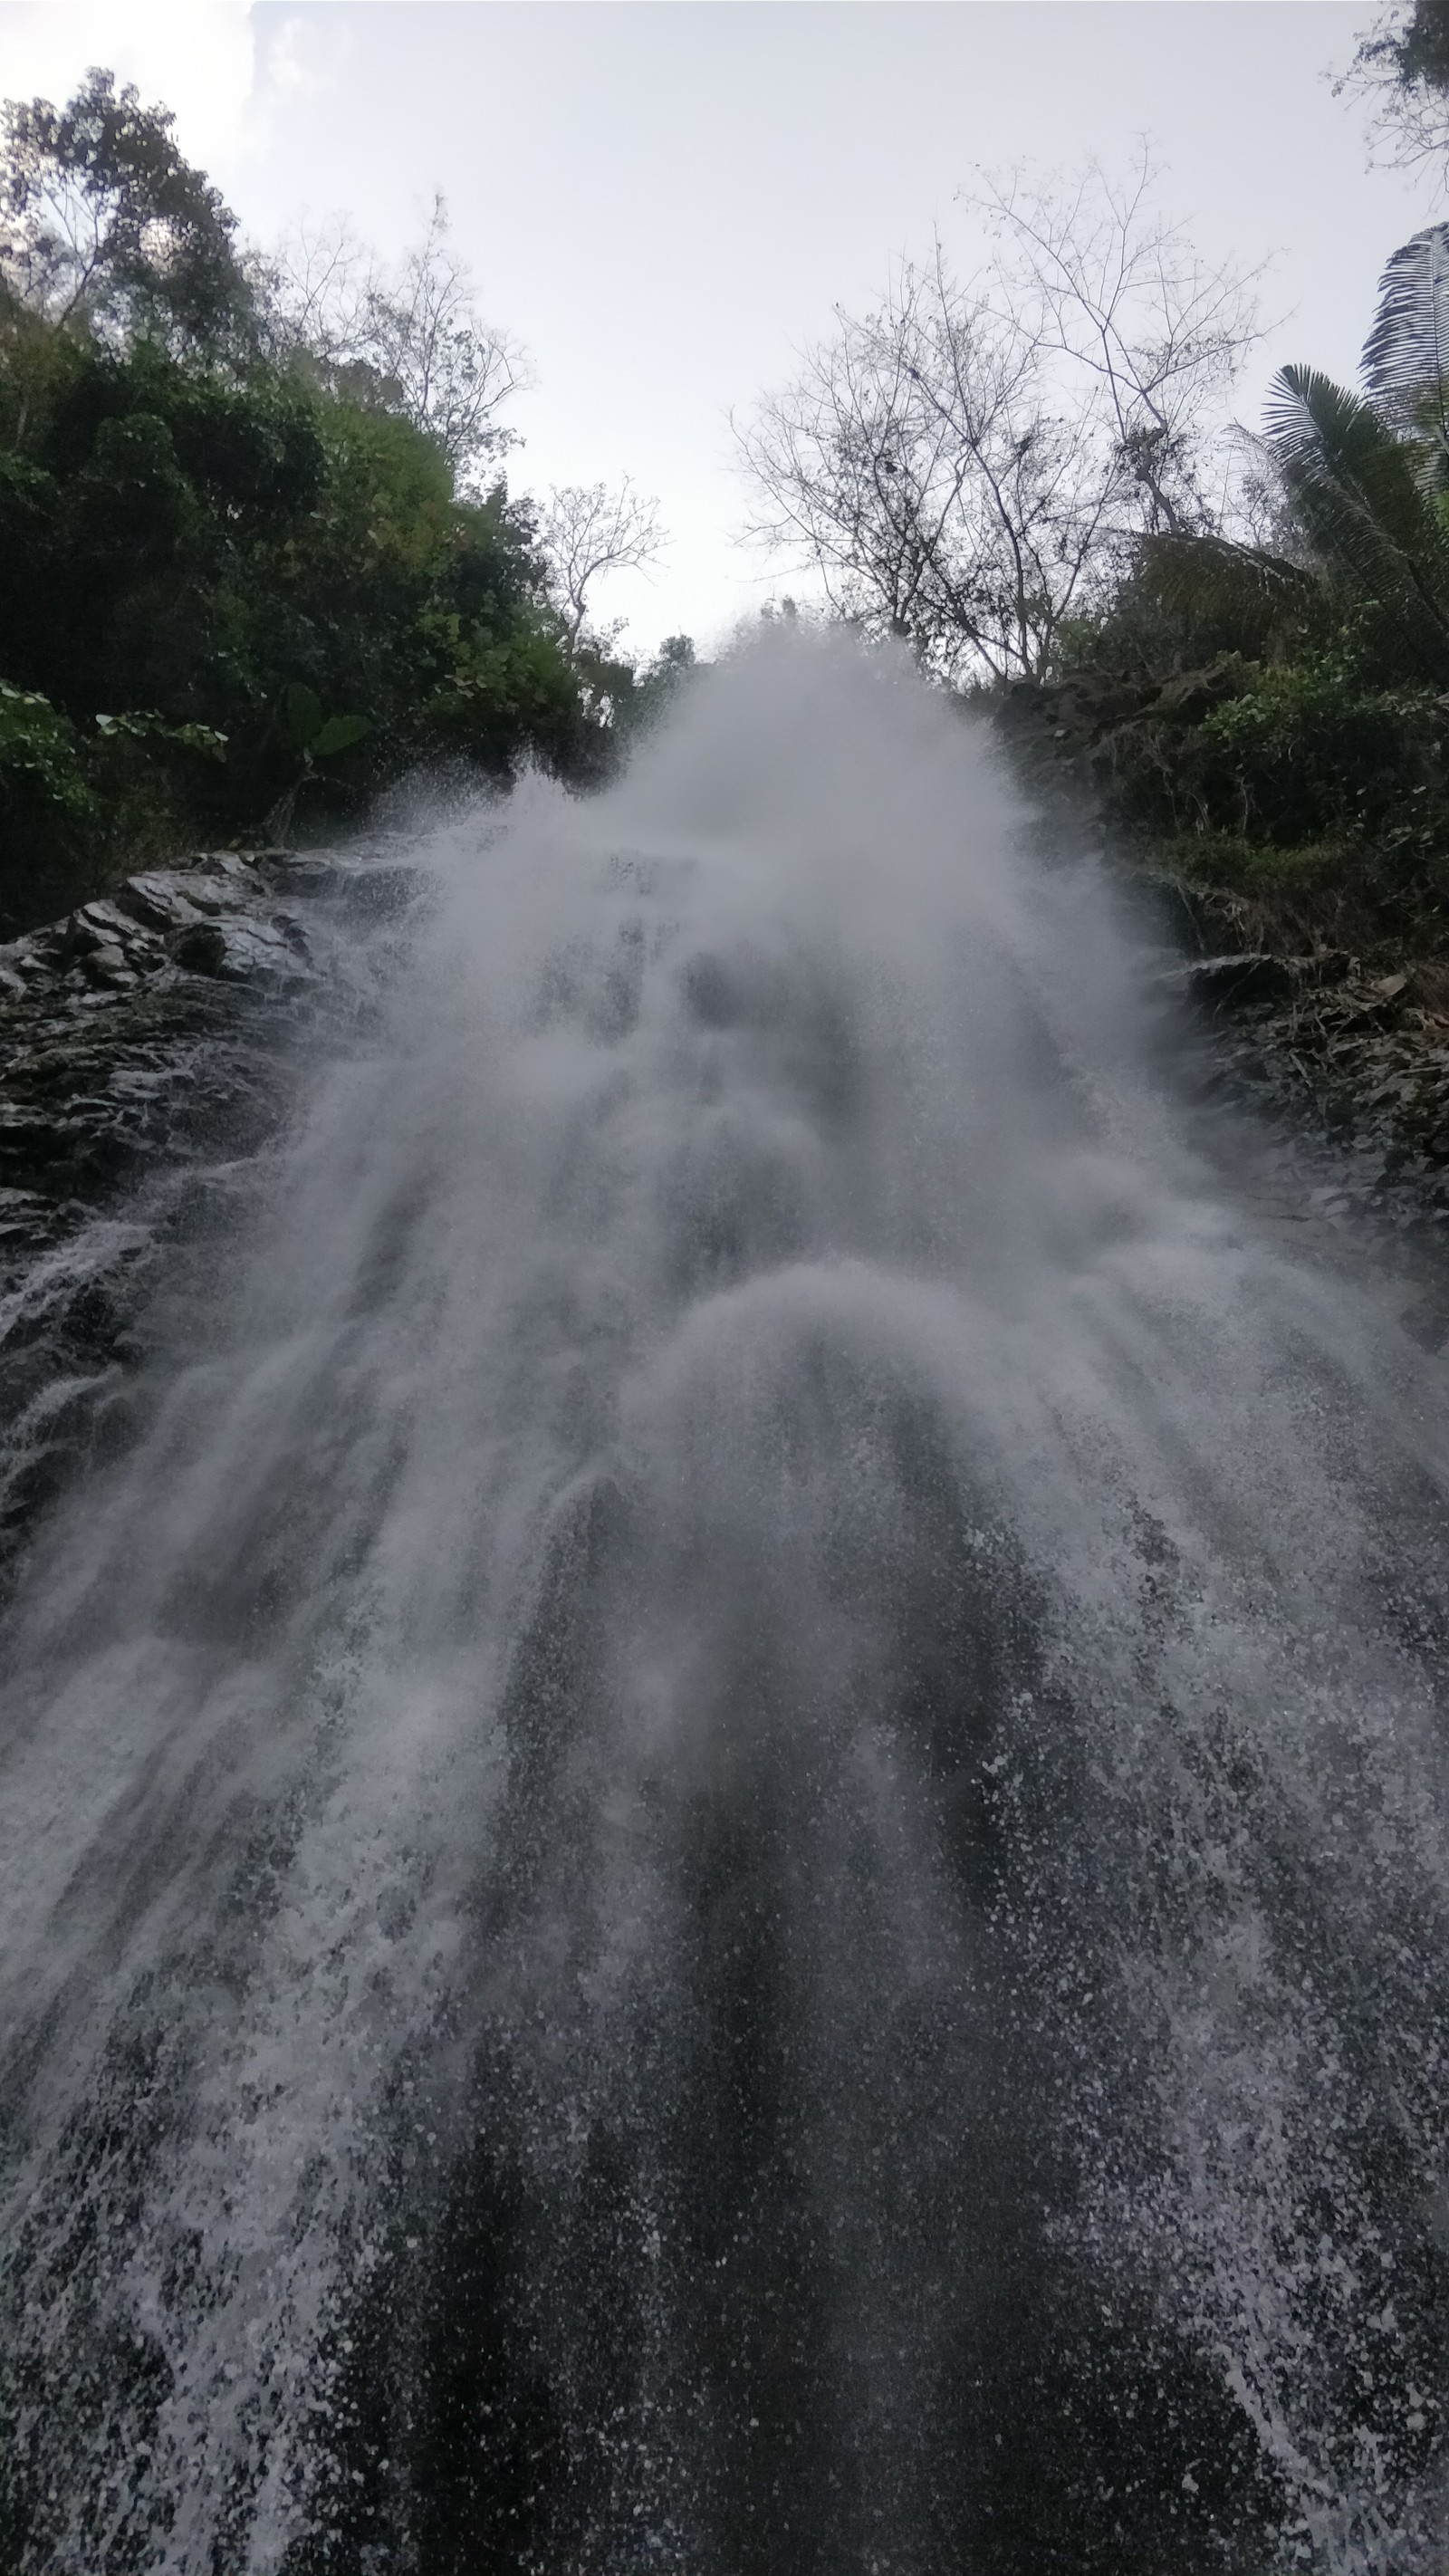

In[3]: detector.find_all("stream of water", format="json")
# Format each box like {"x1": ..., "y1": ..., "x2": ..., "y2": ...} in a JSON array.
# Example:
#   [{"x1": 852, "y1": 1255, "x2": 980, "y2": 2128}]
[{"x1": 2, "y1": 641, "x2": 1448, "y2": 2572}]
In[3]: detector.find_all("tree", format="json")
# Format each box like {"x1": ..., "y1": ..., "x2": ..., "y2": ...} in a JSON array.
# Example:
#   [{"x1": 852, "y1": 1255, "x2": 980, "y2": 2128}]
[
  {"x1": 0, "y1": 324, "x2": 593, "y2": 917},
  {"x1": 253, "y1": 212, "x2": 372, "y2": 368},
  {"x1": 735, "y1": 152, "x2": 1263, "y2": 683},
  {"x1": 621, "y1": 631, "x2": 698, "y2": 734},
  {"x1": 1099, "y1": 222, "x2": 1449, "y2": 687},
  {"x1": 1255, "y1": 226, "x2": 1449, "y2": 683},
  {"x1": 1361, "y1": 218, "x2": 1449, "y2": 451},
  {"x1": 535, "y1": 476, "x2": 666, "y2": 647},
  {"x1": 1343, "y1": 0, "x2": 1449, "y2": 177},
  {"x1": 737, "y1": 254, "x2": 1108, "y2": 683},
  {"x1": 263, "y1": 196, "x2": 526, "y2": 487},
  {"x1": 967, "y1": 149, "x2": 1267, "y2": 539},
  {"x1": 0, "y1": 75, "x2": 627, "y2": 930},
  {"x1": 0, "y1": 69, "x2": 254, "y2": 355}
]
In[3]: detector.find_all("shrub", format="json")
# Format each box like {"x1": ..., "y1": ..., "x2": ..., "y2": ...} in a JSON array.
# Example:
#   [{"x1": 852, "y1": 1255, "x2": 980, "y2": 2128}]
[
  {"x1": 1200, "y1": 650, "x2": 1447, "y2": 844},
  {"x1": 0, "y1": 680, "x2": 98, "y2": 931}
]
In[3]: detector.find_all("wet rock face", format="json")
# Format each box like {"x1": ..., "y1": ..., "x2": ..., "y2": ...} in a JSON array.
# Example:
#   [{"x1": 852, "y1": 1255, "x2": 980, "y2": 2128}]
[
  {"x1": 0, "y1": 846, "x2": 419, "y2": 1575},
  {"x1": 1153, "y1": 941, "x2": 1449, "y2": 1233}
]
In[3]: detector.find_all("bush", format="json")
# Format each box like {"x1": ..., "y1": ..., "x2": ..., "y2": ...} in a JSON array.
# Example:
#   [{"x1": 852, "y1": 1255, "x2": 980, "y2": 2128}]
[
  {"x1": 0, "y1": 679, "x2": 98, "y2": 931},
  {"x1": 1199, "y1": 651, "x2": 1446, "y2": 845}
]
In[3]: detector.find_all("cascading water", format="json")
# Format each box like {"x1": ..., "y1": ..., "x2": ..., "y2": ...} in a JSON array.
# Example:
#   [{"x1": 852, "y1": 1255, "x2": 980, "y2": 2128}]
[{"x1": 2, "y1": 640, "x2": 1447, "y2": 2575}]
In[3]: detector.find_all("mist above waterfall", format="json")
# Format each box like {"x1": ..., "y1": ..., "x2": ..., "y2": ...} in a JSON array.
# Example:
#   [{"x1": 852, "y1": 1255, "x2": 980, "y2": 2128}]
[{"x1": 2, "y1": 639, "x2": 1447, "y2": 2574}]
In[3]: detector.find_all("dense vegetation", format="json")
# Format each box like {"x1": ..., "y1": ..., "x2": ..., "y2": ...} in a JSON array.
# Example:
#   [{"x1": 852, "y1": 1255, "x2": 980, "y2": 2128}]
[
  {"x1": 1034, "y1": 0, "x2": 1449, "y2": 964},
  {"x1": 0, "y1": 72, "x2": 677, "y2": 937},
  {"x1": 12, "y1": 19, "x2": 1449, "y2": 965},
  {"x1": 1022, "y1": 202, "x2": 1449, "y2": 960},
  {"x1": 738, "y1": 0, "x2": 1449, "y2": 964}
]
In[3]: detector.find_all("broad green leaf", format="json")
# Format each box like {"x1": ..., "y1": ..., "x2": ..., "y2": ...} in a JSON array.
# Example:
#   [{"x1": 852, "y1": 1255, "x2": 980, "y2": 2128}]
[
  {"x1": 310, "y1": 713, "x2": 370, "y2": 757},
  {"x1": 279, "y1": 681, "x2": 323, "y2": 751}
]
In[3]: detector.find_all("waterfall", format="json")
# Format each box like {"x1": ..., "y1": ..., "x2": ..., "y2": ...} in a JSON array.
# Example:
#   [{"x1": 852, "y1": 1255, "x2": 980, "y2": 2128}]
[{"x1": 2, "y1": 639, "x2": 1447, "y2": 2573}]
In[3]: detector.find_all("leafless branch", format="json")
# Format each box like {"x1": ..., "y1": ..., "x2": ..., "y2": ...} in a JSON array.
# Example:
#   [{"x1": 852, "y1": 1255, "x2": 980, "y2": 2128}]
[
  {"x1": 536, "y1": 478, "x2": 667, "y2": 647},
  {"x1": 735, "y1": 152, "x2": 1266, "y2": 682},
  {"x1": 263, "y1": 194, "x2": 528, "y2": 485}
]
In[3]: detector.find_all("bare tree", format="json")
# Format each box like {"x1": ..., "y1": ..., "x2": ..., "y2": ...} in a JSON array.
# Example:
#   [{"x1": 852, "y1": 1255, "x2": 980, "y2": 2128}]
[
  {"x1": 736, "y1": 151, "x2": 1265, "y2": 683},
  {"x1": 536, "y1": 477, "x2": 667, "y2": 647},
  {"x1": 263, "y1": 194, "x2": 527, "y2": 485},
  {"x1": 1339, "y1": 0, "x2": 1449, "y2": 182},
  {"x1": 739, "y1": 257, "x2": 1116, "y2": 682},
  {"x1": 362, "y1": 197, "x2": 526, "y2": 482},
  {"x1": 255, "y1": 211, "x2": 373, "y2": 362},
  {"x1": 967, "y1": 145, "x2": 1269, "y2": 537}
]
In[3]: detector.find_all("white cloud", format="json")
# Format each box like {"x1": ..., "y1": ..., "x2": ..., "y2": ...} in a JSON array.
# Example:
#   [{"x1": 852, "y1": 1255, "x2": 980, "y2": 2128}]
[{"x1": 263, "y1": 12, "x2": 346, "y2": 101}]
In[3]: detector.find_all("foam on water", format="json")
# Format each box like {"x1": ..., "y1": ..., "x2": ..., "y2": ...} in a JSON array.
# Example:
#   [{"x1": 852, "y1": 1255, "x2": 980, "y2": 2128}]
[{"x1": 2, "y1": 639, "x2": 1447, "y2": 2572}]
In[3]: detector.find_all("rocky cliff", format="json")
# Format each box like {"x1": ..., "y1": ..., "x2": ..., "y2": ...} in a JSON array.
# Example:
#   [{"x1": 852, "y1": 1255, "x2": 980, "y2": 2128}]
[
  {"x1": 6, "y1": 818, "x2": 1449, "y2": 1590},
  {"x1": 0, "y1": 845, "x2": 417, "y2": 1576}
]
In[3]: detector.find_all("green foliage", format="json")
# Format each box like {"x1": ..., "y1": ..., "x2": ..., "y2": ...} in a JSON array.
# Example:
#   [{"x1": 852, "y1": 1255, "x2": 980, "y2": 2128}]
[
  {"x1": 0, "y1": 68, "x2": 255, "y2": 354},
  {"x1": 0, "y1": 72, "x2": 638, "y2": 931},
  {"x1": 277, "y1": 684, "x2": 324, "y2": 753},
  {"x1": 611, "y1": 632, "x2": 702, "y2": 745},
  {"x1": 1262, "y1": 361, "x2": 1449, "y2": 676},
  {"x1": 1041, "y1": 204, "x2": 1449, "y2": 950},
  {"x1": 0, "y1": 290, "x2": 600, "y2": 928},
  {"x1": 0, "y1": 679, "x2": 98, "y2": 930},
  {"x1": 1374, "y1": 0, "x2": 1449, "y2": 93},
  {"x1": 1346, "y1": 1, "x2": 1449, "y2": 173},
  {"x1": 263, "y1": 196, "x2": 524, "y2": 486},
  {"x1": 312, "y1": 714, "x2": 370, "y2": 759},
  {"x1": 1055, "y1": 538, "x2": 1326, "y2": 682},
  {"x1": 0, "y1": 678, "x2": 253, "y2": 930},
  {"x1": 1051, "y1": 639, "x2": 1449, "y2": 853},
  {"x1": 0, "y1": 678, "x2": 91, "y2": 817},
  {"x1": 1362, "y1": 224, "x2": 1449, "y2": 451},
  {"x1": 1105, "y1": 236, "x2": 1449, "y2": 687},
  {"x1": 94, "y1": 708, "x2": 228, "y2": 761},
  {"x1": 1132, "y1": 535, "x2": 1326, "y2": 664},
  {"x1": 1199, "y1": 651, "x2": 1447, "y2": 842}
]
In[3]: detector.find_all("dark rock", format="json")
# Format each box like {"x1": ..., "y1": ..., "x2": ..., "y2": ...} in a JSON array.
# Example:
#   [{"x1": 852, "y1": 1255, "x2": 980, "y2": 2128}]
[
  {"x1": 168, "y1": 917, "x2": 311, "y2": 982},
  {"x1": 81, "y1": 944, "x2": 134, "y2": 988},
  {"x1": 114, "y1": 872, "x2": 201, "y2": 933},
  {"x1": 264, "y1": 853, "x2": 346, "y2": 899},
  {"x1": 339, "y1": 863, "x2": 419, "y2": 921},
  {"x1": 0, "y1": 840, "x2": 427, "y2": 1584},
  {"x1": 1157, "y1": 953, "x2": 1298, "y2": 1012},
  {"x1": 1301, "y1": 948, "x2": 1353, "y2": 989}
]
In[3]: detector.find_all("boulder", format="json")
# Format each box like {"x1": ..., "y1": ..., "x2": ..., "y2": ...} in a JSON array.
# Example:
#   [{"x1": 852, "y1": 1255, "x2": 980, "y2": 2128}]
[{"x1": 168, "y1": 918, "x2": 312, "y2": 982}]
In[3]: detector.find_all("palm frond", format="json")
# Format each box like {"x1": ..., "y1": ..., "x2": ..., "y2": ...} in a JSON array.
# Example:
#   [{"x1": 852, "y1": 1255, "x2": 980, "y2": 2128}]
[
  {"x1": 1264, "y1": 365, "x2": 1425, "y2": 546},
  {"x1": 1262, "y1": 364, "x2": 1449, "y2": 668},
  {"x1": 1362, "y1": 225, "x2": 1449, "y2": 452}
]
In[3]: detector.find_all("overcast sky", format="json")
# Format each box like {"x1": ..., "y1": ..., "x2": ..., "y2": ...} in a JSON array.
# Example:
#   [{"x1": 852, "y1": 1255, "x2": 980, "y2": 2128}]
[{"x1": 2, "y1": 2, "x2": 1444, "y2": 656}]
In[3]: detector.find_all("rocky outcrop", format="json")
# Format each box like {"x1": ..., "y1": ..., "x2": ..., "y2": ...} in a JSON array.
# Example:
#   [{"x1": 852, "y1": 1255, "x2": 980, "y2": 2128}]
[
  {"x1": 6, "y1": 818, "x2": 1449, "y2": 1588},
  {"x1": 0, "y1": 844, "x2": 419, "y2": 1574},
  {"x1": 1150, "y1": 937, "x2": 1449, "y2": 1225},
  {"x1": 991, "y1": 683, "x2": 1449, "y2": 1267}
]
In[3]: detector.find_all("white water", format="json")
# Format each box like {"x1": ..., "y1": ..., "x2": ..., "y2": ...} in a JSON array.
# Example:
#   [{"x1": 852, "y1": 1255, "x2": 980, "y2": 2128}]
[{"x1": 2, "y1": 641, "x2": 1448, "y2": 2573}]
